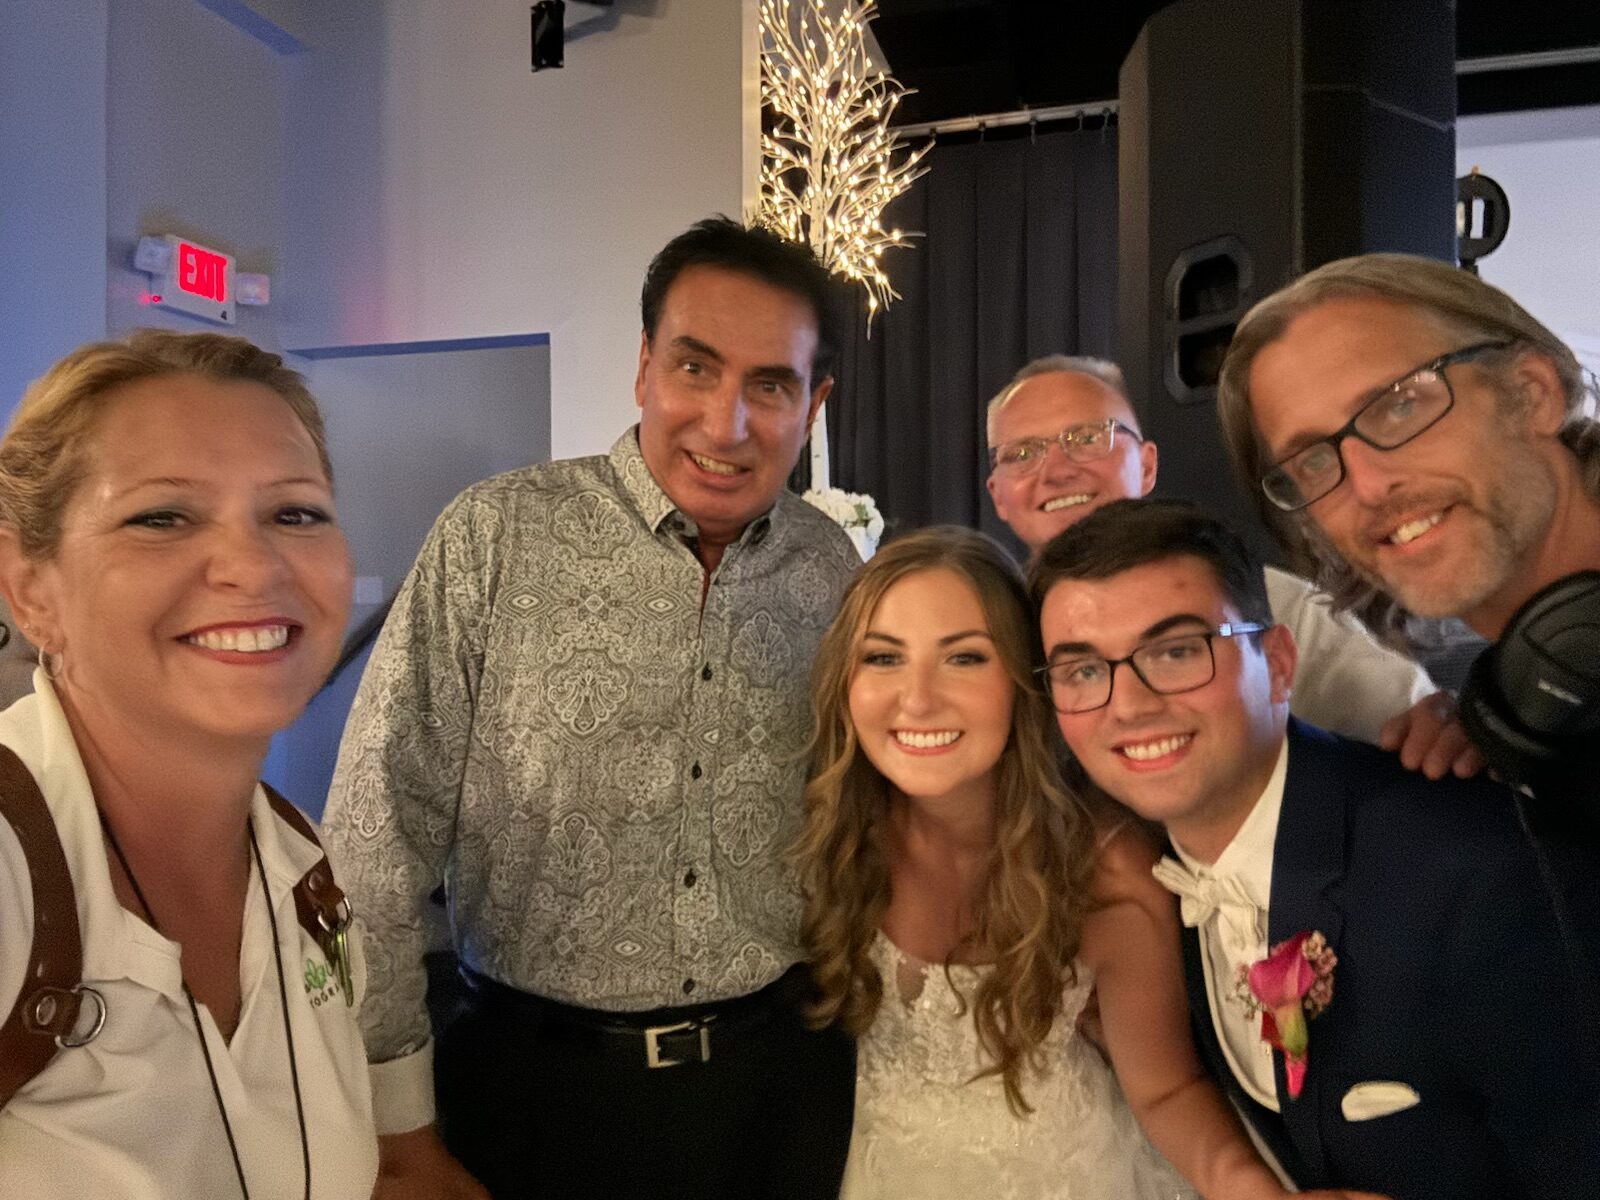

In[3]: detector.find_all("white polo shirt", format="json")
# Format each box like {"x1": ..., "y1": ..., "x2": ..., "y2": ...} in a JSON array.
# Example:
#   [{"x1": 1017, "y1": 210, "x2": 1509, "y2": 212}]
[{"x1": 0, "y1": 673, "x2": 378, "y2": 1199}]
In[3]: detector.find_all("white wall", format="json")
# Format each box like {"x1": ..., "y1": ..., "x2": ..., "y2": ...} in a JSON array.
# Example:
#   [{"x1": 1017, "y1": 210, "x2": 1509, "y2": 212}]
[
  {"x1": 284, "y1": 0, "x2": 759, "y2": 459},
  {"x1": 195, "y1": 0, "x2": 315, "y2": 46},
  {"x1": 105, "y1": 0, "x2": 291, "y2": 348},
  {"x1": 0, "y1": 0, "x2": 109, "y2": 413},
  {"x1": 1457, "y1": 105, "x2": 1600, "y2": 382},
  {"x1": 1, "y1": 0, "x2": 757, "y2": 453}
]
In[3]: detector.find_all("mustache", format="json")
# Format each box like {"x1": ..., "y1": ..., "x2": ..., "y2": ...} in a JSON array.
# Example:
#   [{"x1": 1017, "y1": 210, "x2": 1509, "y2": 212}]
[{"x1": 1358, "y1": 487, "x2": 1464, "y2": 542}]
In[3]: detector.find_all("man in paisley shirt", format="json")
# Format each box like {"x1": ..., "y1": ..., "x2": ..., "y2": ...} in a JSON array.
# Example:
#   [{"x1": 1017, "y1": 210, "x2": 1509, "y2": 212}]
[{"x1": 323, "y1": 218, "x2": 860, "y2": 1200}]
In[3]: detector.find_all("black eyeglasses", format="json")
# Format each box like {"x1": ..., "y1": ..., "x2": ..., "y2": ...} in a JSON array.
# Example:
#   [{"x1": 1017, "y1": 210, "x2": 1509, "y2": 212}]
[
  {"x1": 990, "y1": 419, "x2": 1142, "y2": 475},
  {"x1": 1037, "y1": 623, "x2": 1271, "y2": 714},
  {"x1": 1259, "y1": 341, "x2": 1511, "y2": 512}
]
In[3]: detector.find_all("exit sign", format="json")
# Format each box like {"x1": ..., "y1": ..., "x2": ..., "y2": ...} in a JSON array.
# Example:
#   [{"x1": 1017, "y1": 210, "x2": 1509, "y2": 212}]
[{"x1": 147, "y1": 236, "x2": 236, "y2": 325}]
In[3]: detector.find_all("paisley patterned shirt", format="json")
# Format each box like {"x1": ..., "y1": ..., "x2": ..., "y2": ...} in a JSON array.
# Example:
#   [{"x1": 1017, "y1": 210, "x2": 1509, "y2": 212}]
[{"x1": 322, "y1": 429, "x2": 857, "y2": 1085}]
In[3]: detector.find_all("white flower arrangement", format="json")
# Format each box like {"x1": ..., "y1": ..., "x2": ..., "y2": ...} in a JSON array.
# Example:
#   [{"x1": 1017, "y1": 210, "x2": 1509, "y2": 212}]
[{"x1": 802, "y1": 487, "x2": 885, "y2": 561}]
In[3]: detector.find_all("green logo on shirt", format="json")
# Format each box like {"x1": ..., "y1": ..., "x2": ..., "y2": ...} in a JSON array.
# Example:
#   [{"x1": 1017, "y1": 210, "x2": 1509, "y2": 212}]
[{"x1": 304, "y1": 957, "x2": 340, "y2": 1006}]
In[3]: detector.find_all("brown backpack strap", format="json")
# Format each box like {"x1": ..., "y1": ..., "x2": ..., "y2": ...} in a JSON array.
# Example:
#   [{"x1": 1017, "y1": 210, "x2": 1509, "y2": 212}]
[
  {"x1": 262, "y1": 784, "x2": 355, "y2": 1005},
  {"x1": 0, "y1": 745, "x2": 84, "y2": 1108},
  {"x1": 0, "y1": 773, "x2": 358, "y2": 1109}
]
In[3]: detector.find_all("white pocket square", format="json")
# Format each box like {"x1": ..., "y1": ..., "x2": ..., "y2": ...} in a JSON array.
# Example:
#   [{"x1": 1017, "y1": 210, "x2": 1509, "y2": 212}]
[{"x1": 1341, "y1": 1081, "x2": 1422, "y2": 1121}]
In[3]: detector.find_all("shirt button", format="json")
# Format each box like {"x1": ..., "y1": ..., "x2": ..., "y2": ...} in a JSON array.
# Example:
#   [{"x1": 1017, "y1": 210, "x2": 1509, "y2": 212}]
[
  {"x1": 683, "y1": 869, "x2": 697, "y2": 888},
  {"x1": 682, "y1": 978, "x2": 696, "y2": 996},
  {"x1": 701, "y1": 663, "x2": 713, "y2": 681},
  {"x1": 691, "y1": 762, "x2": 702, "y2": 780}
]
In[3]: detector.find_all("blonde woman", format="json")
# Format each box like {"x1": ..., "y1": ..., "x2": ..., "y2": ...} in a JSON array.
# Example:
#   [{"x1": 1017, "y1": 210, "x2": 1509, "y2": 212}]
[
  {"x1": 798, "y1": 526, "x2": 1384, "y2": 1200},
  {"x1": 0, "y1": 331, "x2": 377, "y2": 1198}
]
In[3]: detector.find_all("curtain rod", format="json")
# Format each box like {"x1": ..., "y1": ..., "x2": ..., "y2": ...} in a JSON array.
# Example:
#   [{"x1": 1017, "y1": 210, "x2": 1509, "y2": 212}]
[
  {"x1": 891, "y1": 45, "x2": 1600, "y2": 140},
  {"x1": 892, "y1": 99, "x2": 1117, "y2": 142},
  {"x1": 1456, "y1": 44, "x2": 1600, "y2": 75}
]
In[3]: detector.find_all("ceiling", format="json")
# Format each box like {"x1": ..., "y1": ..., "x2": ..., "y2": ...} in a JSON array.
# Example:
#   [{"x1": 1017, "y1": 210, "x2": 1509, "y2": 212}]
[{"x1": 871, "y1": 0, "x2": 1600, "y2": 128}]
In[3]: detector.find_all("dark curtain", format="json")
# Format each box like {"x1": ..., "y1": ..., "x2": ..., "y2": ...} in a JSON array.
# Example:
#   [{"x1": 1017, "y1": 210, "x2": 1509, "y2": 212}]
[{"x1": 826, "y1": 125, "x2": 1120, "y2": 557}]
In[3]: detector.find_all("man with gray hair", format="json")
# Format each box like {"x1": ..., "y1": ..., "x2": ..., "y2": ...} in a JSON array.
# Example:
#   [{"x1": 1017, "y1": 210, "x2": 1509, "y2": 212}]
[
  {"x1": 985, "y1": 352, "x2": 1457, "y2": 756},
  {"x1": 1217, "y1": 253, "x2": 1600, "y2": 819}
]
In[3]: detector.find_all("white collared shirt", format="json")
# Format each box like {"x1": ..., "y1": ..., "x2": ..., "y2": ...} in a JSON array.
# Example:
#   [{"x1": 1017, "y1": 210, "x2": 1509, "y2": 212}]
[
  {"x1": 1172, "y1": 737, "x2": 1289, "y2": 1111},
  {"x1": 0, "y1": 672, "x2": 378, "y2": 1199}
]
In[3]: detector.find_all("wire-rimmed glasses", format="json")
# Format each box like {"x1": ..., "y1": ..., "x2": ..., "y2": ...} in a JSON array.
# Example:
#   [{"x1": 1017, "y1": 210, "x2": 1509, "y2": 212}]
[
  {"x1": 990, "y1": 419, "x2": 1142, "y2": 475},
  {"x1": 1037, "y1": 623, "x2": 1272, "y2": 714},
  {"x1": 1258, "y1": 341, "x2": 1511, "y2": 512}
]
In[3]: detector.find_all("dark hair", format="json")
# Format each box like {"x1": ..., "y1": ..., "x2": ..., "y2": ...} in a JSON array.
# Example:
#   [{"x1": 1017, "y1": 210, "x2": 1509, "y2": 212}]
[
  {"x1": 639, "y1": 215, "x2": 839, "y2": 382},
  {"x1": 1028, "y1": 498, "x2": 1272, "y2": 624}
]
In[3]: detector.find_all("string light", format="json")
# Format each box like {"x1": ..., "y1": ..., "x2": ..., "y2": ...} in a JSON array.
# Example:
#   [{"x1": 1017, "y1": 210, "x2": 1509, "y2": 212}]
[{"x1": 756, "y1": 0, "x2": 931, "y2": 325}]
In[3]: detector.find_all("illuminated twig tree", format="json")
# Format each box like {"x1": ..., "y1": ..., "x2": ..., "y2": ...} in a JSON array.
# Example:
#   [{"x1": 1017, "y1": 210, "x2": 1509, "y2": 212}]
[{"x1": 757, "y1": 0, "x2": 931, "y2": 323}]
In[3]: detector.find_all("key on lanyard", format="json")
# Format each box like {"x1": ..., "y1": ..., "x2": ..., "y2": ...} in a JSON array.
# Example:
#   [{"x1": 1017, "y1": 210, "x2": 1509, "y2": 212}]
[{"x1": 320, "y1": 898, "x2": 355, "y2": 1007}]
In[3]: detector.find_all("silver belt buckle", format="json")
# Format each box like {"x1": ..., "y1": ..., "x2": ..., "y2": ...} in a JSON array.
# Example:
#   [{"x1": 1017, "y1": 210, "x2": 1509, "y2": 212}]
[{"x1": 644, "y1": 1019, "x2": 711, "y2": 1068}]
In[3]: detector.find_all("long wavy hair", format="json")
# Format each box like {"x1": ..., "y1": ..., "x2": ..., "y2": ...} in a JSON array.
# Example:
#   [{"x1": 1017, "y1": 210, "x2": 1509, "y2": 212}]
[{"x1": 797, "y1": 526, "x2": 1096, "y2": 1115}]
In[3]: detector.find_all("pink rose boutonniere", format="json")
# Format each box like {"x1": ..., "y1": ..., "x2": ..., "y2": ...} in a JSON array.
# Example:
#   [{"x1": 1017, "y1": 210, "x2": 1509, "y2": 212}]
[{"x1": 1236, "y1": 930, "x2": 1337, "y2": 1099}]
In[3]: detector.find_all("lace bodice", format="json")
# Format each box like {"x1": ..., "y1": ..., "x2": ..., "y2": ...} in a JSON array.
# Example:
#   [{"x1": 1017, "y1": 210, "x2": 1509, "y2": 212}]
[{"x1": 840, "y1": 933, "x2": 1198, "y2": 1200}]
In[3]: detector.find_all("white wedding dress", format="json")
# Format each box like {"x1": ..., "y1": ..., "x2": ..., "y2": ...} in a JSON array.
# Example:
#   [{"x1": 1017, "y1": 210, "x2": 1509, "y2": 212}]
[{"x1": 840, "y1": 933, "x2": 1199, "y2": 1200}]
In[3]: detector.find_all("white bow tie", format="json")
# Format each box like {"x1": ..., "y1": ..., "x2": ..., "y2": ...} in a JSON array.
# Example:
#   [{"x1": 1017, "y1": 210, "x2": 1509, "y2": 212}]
[{"x1": 1151, "y1": 855, "x2": 1266, "y2": 954}]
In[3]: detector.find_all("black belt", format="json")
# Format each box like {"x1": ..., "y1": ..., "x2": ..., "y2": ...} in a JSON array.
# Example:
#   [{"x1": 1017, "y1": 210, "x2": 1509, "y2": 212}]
[{"x1": 460, "y1": 964, "x2": 805, "y2": 1069}]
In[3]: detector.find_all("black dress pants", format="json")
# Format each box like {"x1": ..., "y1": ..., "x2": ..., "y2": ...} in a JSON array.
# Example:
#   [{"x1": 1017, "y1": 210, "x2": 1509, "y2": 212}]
[{"x1": 435, "y1": 966, "x2": 856, "y2": 1200}]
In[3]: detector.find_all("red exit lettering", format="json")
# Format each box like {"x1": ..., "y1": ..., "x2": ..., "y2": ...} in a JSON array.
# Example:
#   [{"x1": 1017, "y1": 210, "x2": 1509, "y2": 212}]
[{"x1": 177, "y1": 242, "x2": 229, "y2": 303}]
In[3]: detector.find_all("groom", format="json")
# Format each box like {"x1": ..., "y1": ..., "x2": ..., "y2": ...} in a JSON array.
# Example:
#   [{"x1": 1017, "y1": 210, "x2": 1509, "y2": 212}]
[{"x1": 1030, "y1": 498, "x2": 1600, "y2": 1199}]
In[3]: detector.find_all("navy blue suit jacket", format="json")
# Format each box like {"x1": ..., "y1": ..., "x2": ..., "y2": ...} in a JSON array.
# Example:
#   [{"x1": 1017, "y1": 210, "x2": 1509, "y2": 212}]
[{"x1": 1178, "y1": 720, "x2": 1600, "y2": 1200}]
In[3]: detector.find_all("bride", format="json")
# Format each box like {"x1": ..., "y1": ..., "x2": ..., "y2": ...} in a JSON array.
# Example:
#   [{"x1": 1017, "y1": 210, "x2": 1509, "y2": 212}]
[{"x1": 797, "y1": 527, "x2": 1383, "y2": 1200}]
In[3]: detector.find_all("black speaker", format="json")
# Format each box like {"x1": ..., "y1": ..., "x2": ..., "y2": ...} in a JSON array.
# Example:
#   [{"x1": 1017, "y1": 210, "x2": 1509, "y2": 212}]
[
  {"x1": 1117, "y1": 0, "x2": 1457, "y2": 552},
  {"x1": 532, "y1": 1, "x2": 566, "y2": 71}
]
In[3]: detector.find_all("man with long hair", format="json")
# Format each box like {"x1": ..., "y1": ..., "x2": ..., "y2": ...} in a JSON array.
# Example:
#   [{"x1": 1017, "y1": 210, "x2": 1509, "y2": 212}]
[{"x1": 1217, "y1": 255, "x2": 1600, "y2": 819}]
